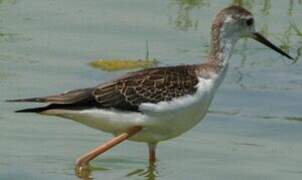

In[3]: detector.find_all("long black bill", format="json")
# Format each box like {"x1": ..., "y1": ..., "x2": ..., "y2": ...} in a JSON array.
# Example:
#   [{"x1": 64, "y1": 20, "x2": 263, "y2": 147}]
[{"x1": 252, "y1": 32, "x2": 293, "y2": 60}]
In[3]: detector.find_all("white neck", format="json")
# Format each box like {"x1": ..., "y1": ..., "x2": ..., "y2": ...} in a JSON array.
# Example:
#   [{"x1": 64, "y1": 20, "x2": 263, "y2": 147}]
[
  {"x1": 218, "y1": 32, "x2": 239, "y2": 66},
  {"x1": 208, "y1": 25, "x2": 240, "y2": 66}
]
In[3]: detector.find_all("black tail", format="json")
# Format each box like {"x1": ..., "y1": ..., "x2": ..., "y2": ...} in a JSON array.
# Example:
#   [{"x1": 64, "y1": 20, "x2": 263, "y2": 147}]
[
  {"x1": 15, "y1": 106, "x2": 51, "y2": 113},
  {"x1": 13, "y1": 103, "x2": 89, "y2": 113},
  {"x1": 6, "y1": 98, "x2": 51, "y2": 113}
]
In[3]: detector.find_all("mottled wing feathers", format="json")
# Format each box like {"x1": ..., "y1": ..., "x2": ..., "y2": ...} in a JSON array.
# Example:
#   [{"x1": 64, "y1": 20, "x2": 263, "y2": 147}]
[
  {"x1": 93, "y1": 65, "x2": 199, "y2": 111},
  {"x1": 10, "y1": 65, "x2": 202, "y2": 112}
]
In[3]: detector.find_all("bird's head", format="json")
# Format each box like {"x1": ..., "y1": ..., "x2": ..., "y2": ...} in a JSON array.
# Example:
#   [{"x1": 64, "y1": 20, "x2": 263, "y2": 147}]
[{"x1": 211, "y1": 5, "x2": 293, "y2": 60}]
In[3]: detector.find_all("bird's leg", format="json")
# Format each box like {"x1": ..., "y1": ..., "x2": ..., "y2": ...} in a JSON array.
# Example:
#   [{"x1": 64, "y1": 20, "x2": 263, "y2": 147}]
[
  {"x1": 75, "y1": 126, "x2": 142, "y2": 171},
  {"x1": 148, "y1": 143, "x2": 157, "y2": 164}
]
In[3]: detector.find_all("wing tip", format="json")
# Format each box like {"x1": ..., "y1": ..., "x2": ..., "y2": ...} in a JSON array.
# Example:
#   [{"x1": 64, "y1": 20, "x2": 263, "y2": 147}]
[
  {"x1": 6, "y1": 97, "x2": 46, "y2": 103},
  {"x1": 14, "y1": 106, "x2": 50, "y2": 113}
]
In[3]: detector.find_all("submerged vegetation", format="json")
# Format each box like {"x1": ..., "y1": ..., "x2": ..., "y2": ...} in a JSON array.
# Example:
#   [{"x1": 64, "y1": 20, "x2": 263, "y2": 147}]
[
  {"x1": 91, "y1": 0, "x2": 301, "y2": 72},
  {"x1": 90, "y1": 59, "x2": 158, "y2": 72},
  {"x1": 90, "y1": 41, "x2": 159, "y2": 71}
]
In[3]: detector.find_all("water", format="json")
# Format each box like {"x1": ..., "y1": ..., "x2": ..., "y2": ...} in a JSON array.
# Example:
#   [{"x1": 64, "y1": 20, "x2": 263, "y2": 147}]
[{"x1": 1, "y1": 0, "x2": 302, "y2": 179}]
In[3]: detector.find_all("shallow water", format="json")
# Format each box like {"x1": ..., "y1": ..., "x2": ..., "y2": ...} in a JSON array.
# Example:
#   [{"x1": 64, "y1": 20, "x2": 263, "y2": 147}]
[{"x1": 1, "y1": 0, "x2": 302, "y2": 179}]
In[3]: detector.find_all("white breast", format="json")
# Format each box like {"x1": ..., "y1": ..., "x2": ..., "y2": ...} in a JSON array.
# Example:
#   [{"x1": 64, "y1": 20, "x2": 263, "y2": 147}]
[{"x1": 136, "y1": 72, "x2": 224, "y2": 141}]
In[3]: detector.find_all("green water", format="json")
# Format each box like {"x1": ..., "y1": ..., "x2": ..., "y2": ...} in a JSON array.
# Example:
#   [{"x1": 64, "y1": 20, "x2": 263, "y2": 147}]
[{"x1": 1, "y1": 0, "x2": 302, "y2": 179}]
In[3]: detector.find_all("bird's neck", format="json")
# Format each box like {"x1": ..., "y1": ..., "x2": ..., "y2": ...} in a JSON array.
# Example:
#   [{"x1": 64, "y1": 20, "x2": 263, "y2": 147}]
[{"x1": 207, "y1": 26, "x2": 240, "y2": 67}]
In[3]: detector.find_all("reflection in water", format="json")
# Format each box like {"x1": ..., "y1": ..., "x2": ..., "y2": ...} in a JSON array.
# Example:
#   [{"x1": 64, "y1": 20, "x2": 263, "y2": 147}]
[
  {"x1": 232, "y1": 141, "x2": 263, "y2": 147},
  {"x1": 285, "y1": 116, "x2": 302, "y2": 122},
  {"x1": 75, "y1": 165, "x2": 109, "y2": 180},
  {"x1": 208, "y1": 109, "x2": 241, "y2": 116},
  {"x1": 75, "y1": 163, "x2": 158, "y2": 180},
  {"x1": 0, "y1": 72, "x2": 10, "y2": 81},
  {"x1": 75, "y1": 165, "x2": 92, "y2": 180},
  {"x1": 0, "y1": 0, "x2": 16, "y2": 6},
  {"x1": 0, "y1": 0, "x2": 31, "y2": 44},
  {"x1": 258, "y1": 115, "x2": 302, "y2": 123},
  {"x1": 258, "y1": 20, "x2": 302, "y2": 63},
  {"x1": 231, "y1": 1, "x2": 302, "y2": 68},
  {"x1": 273, "y1": 26, "x2": 292, "y2": 54},
  {"x1": 0, "y1": 29, "x2": 32, "y2": 43},
  {"x1": 168, "y1": 0, "x2": 209, "y2": 31},
  {"x1": 260, "y1": 0, "x2": 271, "y2": 16},
  {"x1": 168, "y1": 0, "x2": 302, "y2": 31},
  {"x1": 229, "y1": 1, "x2": 301, "y2": 89},
  {"x1": 288, "y1": 0, "x2": 294, "y2": 16},
  {"x1": 168, "y1": 0, "x2": 302, "y2": 50},
  {"x1": 232, "y1": 0, "x2": 254, "y2": 8},
  {"x1": 288, "y1": 0, "x2": 302, "y2": 16},
  {"x1": 126, "y1": 164, "x2": 158, "y2": 180},
  {"x1": 290, "y1": 22, "x2": 302, "y2": 62}
]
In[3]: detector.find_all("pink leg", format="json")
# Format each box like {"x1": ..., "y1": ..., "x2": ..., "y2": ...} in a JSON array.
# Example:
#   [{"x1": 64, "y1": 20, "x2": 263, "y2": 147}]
[
  {"x1": 75, "y1": 126, "x2": 142, "y2": 171},
  {"x1": 148, "y1": 143, "x2": 157, "y2": 164}
]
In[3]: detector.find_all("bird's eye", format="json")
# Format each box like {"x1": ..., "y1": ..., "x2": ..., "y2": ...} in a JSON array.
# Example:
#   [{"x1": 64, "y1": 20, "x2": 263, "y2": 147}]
[{"x1": 246, "y1": 18, "x2": 254, "y2": 26}]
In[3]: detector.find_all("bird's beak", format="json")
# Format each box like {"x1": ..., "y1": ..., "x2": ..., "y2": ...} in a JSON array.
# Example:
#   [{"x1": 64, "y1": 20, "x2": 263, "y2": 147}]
[{"x1": 252, "y1": 32, "x2": 293, "y2": 60}]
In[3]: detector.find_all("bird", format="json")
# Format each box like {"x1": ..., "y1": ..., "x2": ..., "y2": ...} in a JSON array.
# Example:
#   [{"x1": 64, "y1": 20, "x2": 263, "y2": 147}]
[{"x1": 7, "y1": 5, "x2": 293, "y2": 174}]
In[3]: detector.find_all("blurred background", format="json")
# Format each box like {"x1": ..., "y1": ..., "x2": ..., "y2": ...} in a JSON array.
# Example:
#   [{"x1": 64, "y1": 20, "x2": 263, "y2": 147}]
[{"x1": 0, "y1": 0, "x2": 302, "y2": 179}]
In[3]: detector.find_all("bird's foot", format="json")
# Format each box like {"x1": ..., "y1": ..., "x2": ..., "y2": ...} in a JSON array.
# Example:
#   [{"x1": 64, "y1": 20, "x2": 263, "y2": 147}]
[{"x1": 75, "y1": 160, "x2": 92, "y2": 179}]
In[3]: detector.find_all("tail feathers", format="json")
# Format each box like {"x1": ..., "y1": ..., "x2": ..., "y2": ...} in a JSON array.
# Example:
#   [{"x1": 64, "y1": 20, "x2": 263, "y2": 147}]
[
  {"x1": 7, "y1": 97, "x2": 51, "y2": 113},
  {"x1": 14, "y1": 103, "x2": 81, "y2": 113},
  {"x1": 15, "y1": 106, "x2": 51, "y2": 113},
  {"x1": 6, "y1": 97, "x2": 47, "y2": 103}
]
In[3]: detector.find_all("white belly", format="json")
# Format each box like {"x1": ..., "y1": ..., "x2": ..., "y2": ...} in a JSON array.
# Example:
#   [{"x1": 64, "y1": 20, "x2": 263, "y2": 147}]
[{"x1": 48, "y1": 68, "x2": 227, "y2": 143}]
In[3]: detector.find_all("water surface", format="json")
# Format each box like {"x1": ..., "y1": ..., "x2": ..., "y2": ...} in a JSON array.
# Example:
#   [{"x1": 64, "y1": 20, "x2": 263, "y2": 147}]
[{"x1": 1, "y1": 0, "x2": 302, "y2": 179}]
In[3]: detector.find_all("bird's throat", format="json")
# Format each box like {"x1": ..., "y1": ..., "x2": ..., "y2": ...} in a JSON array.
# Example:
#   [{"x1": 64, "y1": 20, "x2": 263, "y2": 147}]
[{"x1": 208, "y1": 28, "x2": 240, "y2": 67}]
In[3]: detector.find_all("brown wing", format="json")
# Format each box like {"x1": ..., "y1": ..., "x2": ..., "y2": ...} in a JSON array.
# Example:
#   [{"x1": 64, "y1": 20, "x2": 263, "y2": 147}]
[
  {"x1": 9, "y1": 65, "x2": 201, "y2": 113},
  {"x1": 93, "y1": 65, "x2": 199, "y2": 111}
]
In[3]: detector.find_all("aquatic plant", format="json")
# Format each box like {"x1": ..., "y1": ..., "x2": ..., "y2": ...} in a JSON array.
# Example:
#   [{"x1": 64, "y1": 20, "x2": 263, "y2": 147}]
[
  {"x1": 90, "y1": 41, "x2": 159, "y2": 71},
  {"x1": 90, "y1": 59, "x2": 158, "y2": 72}
]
